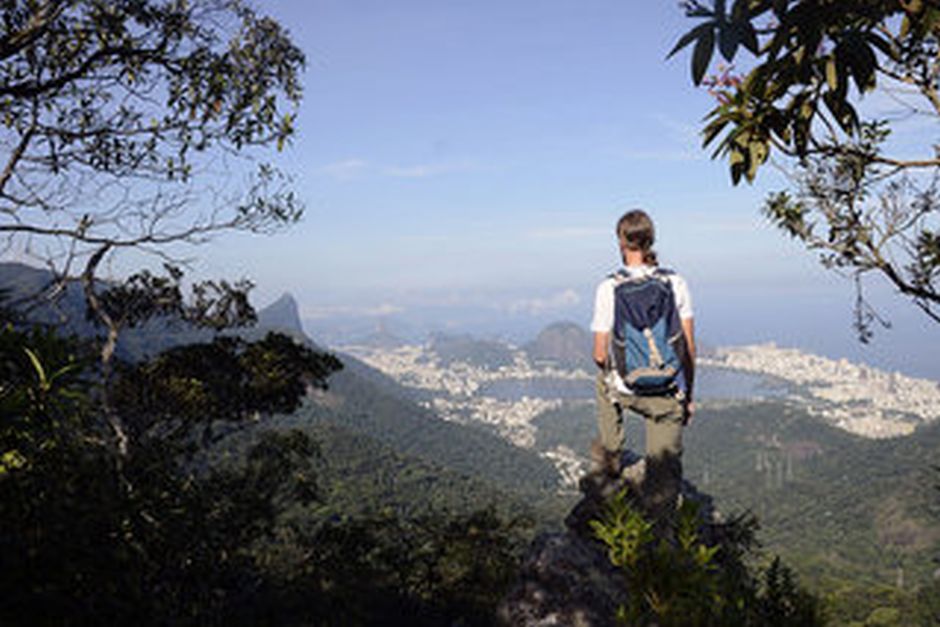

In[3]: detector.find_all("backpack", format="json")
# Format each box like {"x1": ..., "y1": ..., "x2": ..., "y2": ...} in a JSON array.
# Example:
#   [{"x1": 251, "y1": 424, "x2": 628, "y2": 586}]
[{"x1": 610, "y1": 268, "x2": 684, "y2": 396}]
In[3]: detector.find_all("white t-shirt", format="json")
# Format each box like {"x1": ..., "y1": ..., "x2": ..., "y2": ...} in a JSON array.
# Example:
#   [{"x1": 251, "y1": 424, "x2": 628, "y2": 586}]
[{"x1": 590, "y1": 265, "x2": 694, "y2": 333}]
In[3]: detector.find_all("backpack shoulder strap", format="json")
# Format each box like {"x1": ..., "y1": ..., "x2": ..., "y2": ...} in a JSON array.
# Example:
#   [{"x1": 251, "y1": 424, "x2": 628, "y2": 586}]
[
  {"x1": 608, "y1": 269, "x2": 631, "y2": 285},
  {"x1": 611, "y1": 268, "x2": 662, "y2": 284},
  {"x1": 652, "y1": 268, "x2": 676, "y2": 282}
]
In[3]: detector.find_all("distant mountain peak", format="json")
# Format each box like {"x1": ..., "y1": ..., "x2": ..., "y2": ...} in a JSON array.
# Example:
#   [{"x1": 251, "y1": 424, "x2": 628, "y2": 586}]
[
  {"x1": 358, "y1": 321, "x2": 406, "y2": 349},
  {"x1": 258, "y1": 292, "x2": 304, "y2": 335},
  {"x1": 270, "y1": 291, "x2": 297, "y2": 308},
  {"x1": 524, "y1": 321, "x2": 592, "y2": 369}
]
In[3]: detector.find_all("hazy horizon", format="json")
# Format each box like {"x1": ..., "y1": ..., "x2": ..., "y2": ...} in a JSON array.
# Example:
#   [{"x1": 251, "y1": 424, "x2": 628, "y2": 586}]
[{"x1": 297, "y1": 275, "x2": 940, "y2": 382}]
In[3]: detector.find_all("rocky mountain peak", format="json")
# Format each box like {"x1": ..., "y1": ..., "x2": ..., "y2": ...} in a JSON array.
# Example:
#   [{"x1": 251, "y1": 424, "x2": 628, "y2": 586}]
[{"x1": 257, "y1": 292, "x2": 304, "y2": 335}]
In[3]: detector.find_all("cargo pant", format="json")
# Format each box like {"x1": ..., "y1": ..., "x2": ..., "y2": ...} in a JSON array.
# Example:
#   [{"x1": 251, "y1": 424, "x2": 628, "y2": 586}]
[{"x1": 595, "y1": 372, "x2": 685, "y2": 529}]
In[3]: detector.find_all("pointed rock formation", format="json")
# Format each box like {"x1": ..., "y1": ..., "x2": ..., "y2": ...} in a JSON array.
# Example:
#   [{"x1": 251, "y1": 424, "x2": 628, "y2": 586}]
[{"x1": 257, "y1": 292, "x2": 305, "y2": 336}]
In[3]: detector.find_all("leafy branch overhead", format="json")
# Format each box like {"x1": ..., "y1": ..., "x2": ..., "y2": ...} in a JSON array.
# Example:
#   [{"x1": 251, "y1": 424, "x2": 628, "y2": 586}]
[
  {"x1": 672, "y1": 0, "x2": 940, "y2": 333},
  {"x1": 0, "y1": 0, "x2": 305, "y2": 307}
]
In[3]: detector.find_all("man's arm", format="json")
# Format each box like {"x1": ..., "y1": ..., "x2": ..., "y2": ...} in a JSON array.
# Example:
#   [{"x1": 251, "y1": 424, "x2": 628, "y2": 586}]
[
  {"x1": 680, "y1": 317, "x2": 696, "y2": 421},
  {"x1": 593, "y1": 331, "x2": 609, "y2": 370}
]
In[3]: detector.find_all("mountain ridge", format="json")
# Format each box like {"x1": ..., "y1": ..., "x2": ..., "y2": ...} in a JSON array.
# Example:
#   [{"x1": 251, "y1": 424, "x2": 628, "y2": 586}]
[{"x1": 523, "y1": 320, "x2": 592, "y2": 370}]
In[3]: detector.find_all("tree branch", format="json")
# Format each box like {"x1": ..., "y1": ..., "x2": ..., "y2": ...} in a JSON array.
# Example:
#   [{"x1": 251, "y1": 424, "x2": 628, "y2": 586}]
[
  {"x1": 0, "y1": 105, "x2": 38, "y2": 196},
  {"x1": 804, "y1": 144, "x2": 940, "y2": 169},
  {"x1": 0, "y1": 0, "x2": 65, "y2": 62},
  {"x1": 81, "y1": 243, "x2": 130, "y2": 458},
  {"x1": 0, "y1": 42, "x2": 164, "y2": 101}
]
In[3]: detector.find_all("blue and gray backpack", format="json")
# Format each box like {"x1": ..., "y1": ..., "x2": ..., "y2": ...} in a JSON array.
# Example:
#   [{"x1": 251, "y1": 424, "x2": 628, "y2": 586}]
[{"x1": 610, "y1": 268, "x2": 684, "y2": 396}]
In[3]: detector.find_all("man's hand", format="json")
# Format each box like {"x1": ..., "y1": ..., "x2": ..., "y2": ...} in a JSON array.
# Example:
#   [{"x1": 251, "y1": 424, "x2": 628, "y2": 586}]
[
  {"x1": 593, "y1": 331, "x2": 610, "y2": 369},
  {"x1": 683, "y1": 400, "x2": 695, "y2": 426}
]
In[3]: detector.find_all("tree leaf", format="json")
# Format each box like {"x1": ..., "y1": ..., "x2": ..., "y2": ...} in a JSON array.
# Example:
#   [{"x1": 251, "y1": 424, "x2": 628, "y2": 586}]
[
  {"x1": 767, "y1": 109, "x2": 790, "y2": 142},
  {"x1": 668, "y1": 22, "x2": 713, "y2": 59},
  {"x1": 900, "y1": 15, "x2": 911, "y2": 38},
  {"x1": 23, "y1": 347, "x2": 47, "y2": 388},
  {"x1": 692, "y1": 27, "x2": 716, "y2": 85},
  {"x1": 715, "y1": 0, "x2": 727, "y2": 22},
  {"x1": 702, "y1": 117, "x2": 731, "y2": 147},
  {"x1": 731, "y1": 160, "x2": 745, "y2": 185},
  {"x1": 747, "y1": 138, "x2": 769, "y2": 180},
  {"x1": 825, "y1": 56, "x2": 839, "y2": 92},
  {"x1": 844, "y1": 34, "x2": 877, "y2": 93},
  {"x1": 718, "y1": 20, "x2": 740, "y2": 61},
  {"x1": 864, "y1": 32, "x2": 899, "y2": 62},
  {"x1": 793, "y1": 119, "x2": 810, "y2": 156},
  {"x1": 927, "y1": 7, "x2": 940, "y2": 35},
  {"x1": 822, "y1": 91, "x2": 858, "y2": 134},
  {"x1": 730, "y1": 0, "x2": 751, "y2": 22},
  {"x1": 740, "y1": 20, "x2": 759, "y2": 54}
]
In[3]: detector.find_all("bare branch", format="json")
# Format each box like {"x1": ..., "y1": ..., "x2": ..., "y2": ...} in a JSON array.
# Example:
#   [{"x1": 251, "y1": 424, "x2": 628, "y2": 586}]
[
  {"x1": 81, "y1": 243, "x2": 129, "y2": 457},
  {"x1": 0, "y1": 103, "x2": 38, "y2": 196}
]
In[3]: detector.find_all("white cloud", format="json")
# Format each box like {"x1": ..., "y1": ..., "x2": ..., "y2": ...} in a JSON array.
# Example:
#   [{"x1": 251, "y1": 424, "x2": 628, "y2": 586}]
[
  {"x1": 317, "y1": 158, "x2": 369, "y2": 180},
  {"x1": 382, "y1": 161, "x2": 476, "y2": 178},
  {"x1": 505, "y1": 289, "x2": 581, "y2": 315},
  {"x1": 652, "y1": 112, "x2": 700, "y2": 143}
]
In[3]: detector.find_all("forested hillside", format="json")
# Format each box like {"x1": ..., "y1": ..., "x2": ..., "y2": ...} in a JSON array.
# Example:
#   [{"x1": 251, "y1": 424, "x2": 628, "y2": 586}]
[
  {"x1": 534, "y1": 398, "x2": 940, "y2": 623},
  {"x1": 302, "y1": 355, "x2": 565, "y2": 500}
]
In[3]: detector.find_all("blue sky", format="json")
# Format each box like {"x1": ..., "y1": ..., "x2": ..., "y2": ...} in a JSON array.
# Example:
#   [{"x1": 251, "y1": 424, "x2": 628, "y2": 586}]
[
  {"x1": 210, "y1": 2, "x2": 793, "y2": 296},
  {"x1": 183, "y1": 1, "x2": 938, "y2": 376}
]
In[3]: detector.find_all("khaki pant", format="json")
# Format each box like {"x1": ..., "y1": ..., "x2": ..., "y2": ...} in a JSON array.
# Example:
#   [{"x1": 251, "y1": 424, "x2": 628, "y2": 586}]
[{"x1": 595, "y1": 373, "x2": 685, "y2": 527}]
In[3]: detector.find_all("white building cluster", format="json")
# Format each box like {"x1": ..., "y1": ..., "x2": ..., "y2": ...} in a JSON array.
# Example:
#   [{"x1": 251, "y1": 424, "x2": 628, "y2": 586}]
[
  {"x1": 343, "y1": 342, "x2": 590, "y2": 486},
  {"x1": 343, "y1": 339, "x2": 940, "y2": 487},
  {"x1": 427, "y1": 395, "x2": 562, "y2": 449},
  {"x1": 701, "y1": 343, "x2": 940, "y2": 438},
  {"x1": 343, "y1": 344, "x2": 590, "y2": 399},
  {"x1": 542, "y1": 445, "x2": 589, "y2": 490}
]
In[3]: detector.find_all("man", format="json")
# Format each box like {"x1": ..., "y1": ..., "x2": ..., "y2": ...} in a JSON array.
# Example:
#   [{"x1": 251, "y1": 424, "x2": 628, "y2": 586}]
[{"x1": 590, "y1": 209, "x2": 696, "y2": 530}]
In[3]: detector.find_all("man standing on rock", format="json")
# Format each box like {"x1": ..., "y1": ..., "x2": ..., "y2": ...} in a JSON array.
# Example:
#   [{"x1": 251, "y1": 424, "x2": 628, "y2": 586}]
[{"x1": 590, "y1": 209, "x2": 696, "y2": 531}]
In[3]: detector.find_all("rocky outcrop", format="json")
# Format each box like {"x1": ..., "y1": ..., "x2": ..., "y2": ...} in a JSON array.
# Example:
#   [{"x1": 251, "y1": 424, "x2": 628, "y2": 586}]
[
  {"x1": 497, "y1": 529, "x2": 629, "y2": 626},
  {"x1": 498, "y1": 457, "x2": 719, "y2": 626}
]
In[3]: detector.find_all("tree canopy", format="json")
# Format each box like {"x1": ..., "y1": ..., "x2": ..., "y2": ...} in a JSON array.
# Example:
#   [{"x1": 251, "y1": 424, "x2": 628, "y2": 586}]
[
  {"x1": 672, "y1": 0, "x2": 940, "y2": 335},
  {"x1": 0, "y1": 0, "x2": 304, "y2": 312}
]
